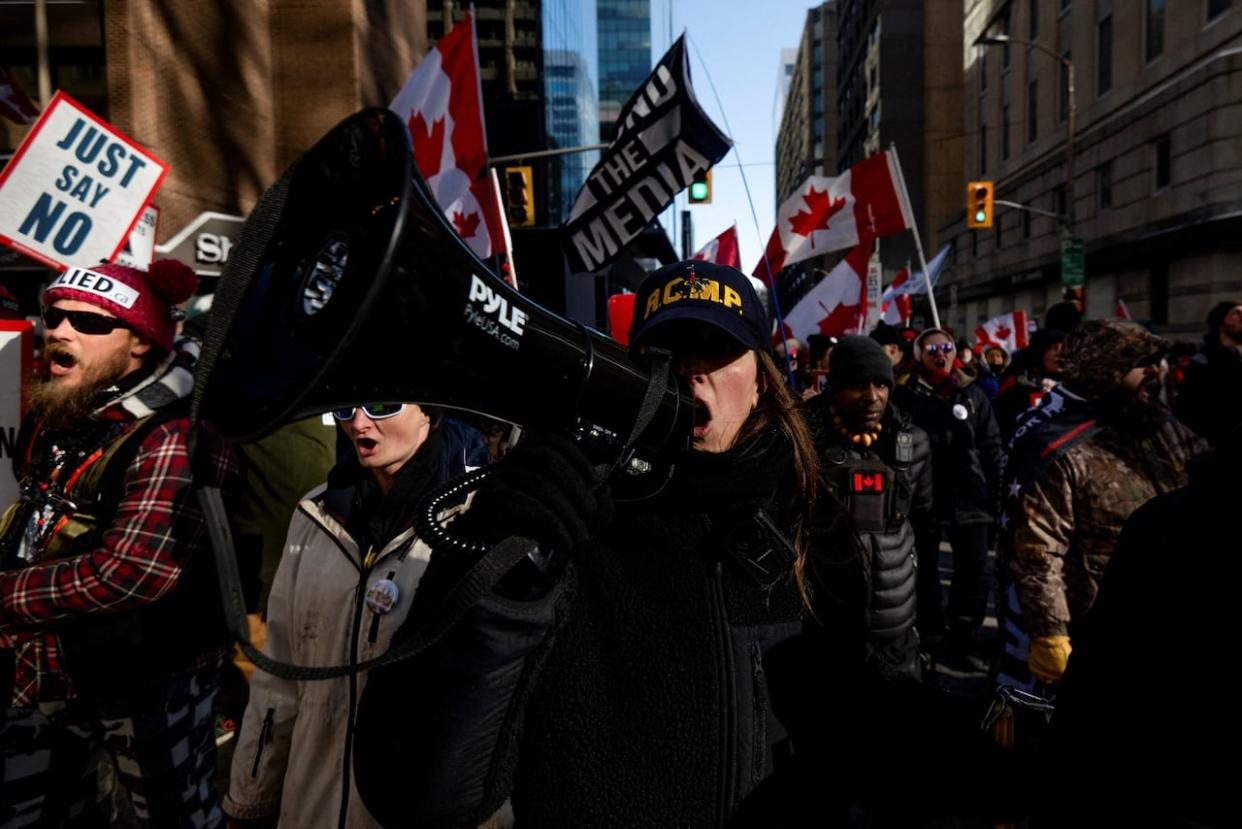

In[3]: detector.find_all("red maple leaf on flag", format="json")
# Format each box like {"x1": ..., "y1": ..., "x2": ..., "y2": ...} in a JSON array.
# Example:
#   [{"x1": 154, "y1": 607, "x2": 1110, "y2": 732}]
[
  {"x1": 452, "y1": 210, "x2": 481, "y2": 238},
  {"x1": 993, "y1": 324, "x2": 1011, "y2": 341},
  {"x1": 789, "y1": 186, "x2": 848, "y2": 248},
  {"x1": 816, "y1": 299, "x2": 863, "y2": 337},
  {"x1": 408, "y1": 112, "x2": 446, "y2": 178}
]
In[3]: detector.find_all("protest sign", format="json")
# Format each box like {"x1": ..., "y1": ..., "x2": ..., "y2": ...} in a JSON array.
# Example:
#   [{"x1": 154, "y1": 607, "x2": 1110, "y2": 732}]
[{"x1": 0, "y1": 91, "x2": 167, "y2": 270}]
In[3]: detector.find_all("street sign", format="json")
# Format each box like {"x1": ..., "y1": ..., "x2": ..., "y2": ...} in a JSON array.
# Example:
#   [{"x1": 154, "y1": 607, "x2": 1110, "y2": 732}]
[
  {"x1": 154, "y1": 211, "x2": 244, "y2": 276},
  {"x1": 0, "y1": 320, "x2": 34, "y2": 508},
  {"x1": 1060, "y1": 236, "x2": 1085, "y2": 286},
  {"x1": 0, "y1": 91, "x2": 168, "y2": 270}
]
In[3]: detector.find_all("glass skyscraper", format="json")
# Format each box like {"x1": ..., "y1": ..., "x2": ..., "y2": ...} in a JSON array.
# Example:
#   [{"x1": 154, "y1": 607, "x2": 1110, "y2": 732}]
[
  {"x1": 542, "y1": 0, "x2": 599, "y2": 223},
  {"x1": 597, "y1": 0, "x2": 652, "y2": 143}
]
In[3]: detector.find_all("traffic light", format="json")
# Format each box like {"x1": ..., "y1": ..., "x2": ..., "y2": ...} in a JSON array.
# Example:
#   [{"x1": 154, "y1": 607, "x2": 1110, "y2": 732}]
[
  {"x1": 689, "y1": 168, "x2": 712, "y2": 204},
  {"x1": 967, "y1": 181, "x2": 994, "y2": 228},
  {"x1": 503, "y1": 165, "x2": 535, "y2": 227}
]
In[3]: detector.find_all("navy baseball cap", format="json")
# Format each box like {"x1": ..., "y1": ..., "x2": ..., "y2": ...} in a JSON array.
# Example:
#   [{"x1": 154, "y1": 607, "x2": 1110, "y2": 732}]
[{"x1": 628, "y1": 260, "x2": 768, "y2": 354}]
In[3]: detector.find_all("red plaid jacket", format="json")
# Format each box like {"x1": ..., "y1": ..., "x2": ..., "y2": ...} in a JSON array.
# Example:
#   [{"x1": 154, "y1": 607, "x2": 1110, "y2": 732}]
[{"x1": 0, "y1": 410, "x2": 239, "y2": 707}]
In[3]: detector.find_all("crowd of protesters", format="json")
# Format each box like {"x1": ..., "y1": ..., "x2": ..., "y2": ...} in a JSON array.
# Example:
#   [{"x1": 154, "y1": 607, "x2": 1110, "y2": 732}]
[{"x1": 1, "y1": 257, "x2": 1236, "y2": 828}]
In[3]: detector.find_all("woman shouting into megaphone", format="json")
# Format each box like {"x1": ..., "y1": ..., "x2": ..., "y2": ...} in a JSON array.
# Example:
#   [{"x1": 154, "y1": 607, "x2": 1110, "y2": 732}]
[{"x1": 352, "y1": 261, "x2": 878, "y2": 827}]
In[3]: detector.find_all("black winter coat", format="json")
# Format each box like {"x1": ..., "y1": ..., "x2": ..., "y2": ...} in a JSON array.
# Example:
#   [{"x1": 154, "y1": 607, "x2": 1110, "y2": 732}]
[
  {"x1": 1045, "y1": 442, "x2": 1235, "y2": 826},
  {"x1": 893, "y1": 370, "x2": 1004, "y2": 525},
  {"x1": 353, "y1": 431, "x2": 868, "y2": 828},
  {"x1": 807, "y1": 402, "x2": 934, "y2": 678},
  {"x1": 1174, "y1": 339, "x2": 1242, "y2": 445}
]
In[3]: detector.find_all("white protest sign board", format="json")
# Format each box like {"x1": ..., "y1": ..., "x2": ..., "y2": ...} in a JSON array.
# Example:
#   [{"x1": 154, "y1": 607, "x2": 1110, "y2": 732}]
[
  {"x1": 0, "y1": 321, "x2": 34, "y2": 509},
  {"x1": 864, "y1": 259, "x2": 883, "y2": 331},
  {"x1": 0, "y1": 91, "x2": 168, "y2": 270},
  {"x1": 113, "y1": 204, "x2": 160, "y2": 270}
]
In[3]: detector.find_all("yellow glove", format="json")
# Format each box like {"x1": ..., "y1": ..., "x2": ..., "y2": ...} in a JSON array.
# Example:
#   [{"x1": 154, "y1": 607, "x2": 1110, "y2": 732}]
[{"x1": 1029, "y1": 635, "x2": 1072, "y2": 683}]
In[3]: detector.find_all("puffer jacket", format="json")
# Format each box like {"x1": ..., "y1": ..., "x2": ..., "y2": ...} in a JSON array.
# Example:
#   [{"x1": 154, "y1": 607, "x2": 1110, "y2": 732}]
[
  {"x1": 808, "y1": 403, "x2": 934, "y2": 678},
  {"x1": 353, "y1": 429, "x2": 870, "y2": 828},
  {"x1": 893, "y1": 369, "x2": 1003, "y2": 525}
]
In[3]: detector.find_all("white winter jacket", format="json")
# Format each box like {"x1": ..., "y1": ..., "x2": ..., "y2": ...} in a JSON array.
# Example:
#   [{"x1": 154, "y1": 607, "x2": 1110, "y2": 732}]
[{"x1": 223, "y1": 484, "x2": 451, "y2": 828}]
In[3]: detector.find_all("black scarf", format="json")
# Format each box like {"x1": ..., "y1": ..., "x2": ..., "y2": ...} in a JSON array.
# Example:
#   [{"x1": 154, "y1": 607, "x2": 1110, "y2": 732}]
[
  {"x1": 655, "y1": 427, "x2": 794, "y2": 514},
  {"x1": 338, "y1": 429, "x2": 449, "y2": 554}
]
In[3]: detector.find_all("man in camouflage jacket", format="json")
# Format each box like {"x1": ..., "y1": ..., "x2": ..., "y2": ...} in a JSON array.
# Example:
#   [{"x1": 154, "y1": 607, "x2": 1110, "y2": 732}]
[{"x1": 998, "y1": 321, "x2": 1204, "y2": 687}]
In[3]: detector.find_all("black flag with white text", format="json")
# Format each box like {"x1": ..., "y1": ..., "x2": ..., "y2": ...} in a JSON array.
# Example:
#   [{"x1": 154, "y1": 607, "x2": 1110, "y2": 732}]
[{"x1": 562, "y1": 35, "x2": 731, "y2": 274}]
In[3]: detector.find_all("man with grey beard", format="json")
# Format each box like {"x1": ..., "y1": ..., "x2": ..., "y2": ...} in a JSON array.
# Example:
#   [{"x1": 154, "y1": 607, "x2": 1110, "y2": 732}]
[{"x1": 0, "y1": 259, "x2": 239, "y2": 827}]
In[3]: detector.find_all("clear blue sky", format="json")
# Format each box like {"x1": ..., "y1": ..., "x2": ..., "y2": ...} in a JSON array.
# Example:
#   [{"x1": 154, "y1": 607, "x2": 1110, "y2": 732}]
[{"x1": 650, "y1": 0, "x2": 810, "y2": 271}]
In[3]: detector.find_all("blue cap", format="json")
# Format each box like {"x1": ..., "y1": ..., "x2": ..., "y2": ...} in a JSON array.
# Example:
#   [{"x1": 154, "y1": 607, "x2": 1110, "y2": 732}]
[{"x1": 628, "y1": 260, "x2": 768, "y2": 353}]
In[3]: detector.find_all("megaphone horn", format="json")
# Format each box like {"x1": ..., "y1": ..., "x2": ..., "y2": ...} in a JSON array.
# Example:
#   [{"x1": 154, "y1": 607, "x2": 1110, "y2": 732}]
[{"x1": 199, "y1": 108, "x2": 691, "y2": 466}]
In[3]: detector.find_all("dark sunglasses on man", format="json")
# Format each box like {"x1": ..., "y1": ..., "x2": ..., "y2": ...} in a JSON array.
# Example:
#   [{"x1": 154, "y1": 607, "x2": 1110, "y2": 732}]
[
  {"x1": 43, "y1": 306, "x2": 132, "y2": 336},
  {"x1": 923, "y1": 342, "x2": 956, "y2": 355},
  {"x1": 331, "y1": 403, "x2": 406, "y2": 422}
]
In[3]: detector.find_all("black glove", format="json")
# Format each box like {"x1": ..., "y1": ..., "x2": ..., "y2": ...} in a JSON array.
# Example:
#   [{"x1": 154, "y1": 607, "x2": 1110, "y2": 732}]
[{"x1": 451, "y1": 432, "x2": 613, "y2": 553}]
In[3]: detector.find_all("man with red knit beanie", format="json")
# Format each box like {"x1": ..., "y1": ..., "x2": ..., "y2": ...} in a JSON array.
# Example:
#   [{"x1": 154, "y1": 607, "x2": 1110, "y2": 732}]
[{"x1": 0, "y1": 259, "x2": 240, "y2": 827}]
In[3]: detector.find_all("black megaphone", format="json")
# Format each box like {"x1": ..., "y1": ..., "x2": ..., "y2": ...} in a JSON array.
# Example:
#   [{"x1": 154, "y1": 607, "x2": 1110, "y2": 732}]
[{"x1": 198, "y1": 108, "x2": 691, "y2": 467}]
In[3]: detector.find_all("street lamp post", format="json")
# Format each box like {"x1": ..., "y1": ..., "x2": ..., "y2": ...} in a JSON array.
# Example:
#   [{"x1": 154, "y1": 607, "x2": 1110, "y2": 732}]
[
  {"x1": 973, "y1": 33, "x2": 1075, "y2": 232},
  {"x1": 974, "y1": 33, "x2": 1082, "y2": 308}
]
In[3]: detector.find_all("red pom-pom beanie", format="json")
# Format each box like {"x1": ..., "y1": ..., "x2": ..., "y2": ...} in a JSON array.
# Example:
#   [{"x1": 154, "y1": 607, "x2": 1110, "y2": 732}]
[{"x1": 43, "y1": 258, "x2": 198, "y2": 351}]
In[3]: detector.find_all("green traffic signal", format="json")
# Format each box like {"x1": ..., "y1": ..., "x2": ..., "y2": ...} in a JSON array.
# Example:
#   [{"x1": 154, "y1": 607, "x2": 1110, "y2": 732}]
[
  {"x1": 689, "y1": 169, "x2": 712, "y2": 203},
  {"x1": 967, "y1": 181, "x2": 994, "y2": 228}
]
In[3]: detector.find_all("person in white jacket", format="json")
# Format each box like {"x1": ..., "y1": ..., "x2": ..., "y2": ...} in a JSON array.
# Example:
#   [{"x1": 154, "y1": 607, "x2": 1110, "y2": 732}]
[{"x1": 223, "y1": 403, "x2": 484, "y2": 828}]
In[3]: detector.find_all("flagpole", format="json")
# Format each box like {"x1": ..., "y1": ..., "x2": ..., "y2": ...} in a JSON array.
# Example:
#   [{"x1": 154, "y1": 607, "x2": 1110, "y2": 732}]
[
  {"x1": 886, "y1": 143, "x2": 941, "y2": 329},
  {"x1": 904, "y1": 258, "x2": 912, "y2": 328},
  {"x1": 489, "y1": 167, "x2": 518, "y2": 287},
  {"x1": 686, "y1": 35, "x2": 798, "y2": 389}
]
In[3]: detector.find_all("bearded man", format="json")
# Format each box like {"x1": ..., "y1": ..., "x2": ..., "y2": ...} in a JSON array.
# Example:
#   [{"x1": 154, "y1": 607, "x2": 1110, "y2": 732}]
[
  {"x1": 998, "y1": 321, "x2": 1205, "y2": 687},
  {"x1": 0, "y1": 260, "x2": 238, "y2": 827}
]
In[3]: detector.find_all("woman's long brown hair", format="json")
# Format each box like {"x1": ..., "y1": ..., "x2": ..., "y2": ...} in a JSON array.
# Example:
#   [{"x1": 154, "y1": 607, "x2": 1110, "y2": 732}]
[{"x1": 730, "y1": 350, "x2": 823, "y2": 611}]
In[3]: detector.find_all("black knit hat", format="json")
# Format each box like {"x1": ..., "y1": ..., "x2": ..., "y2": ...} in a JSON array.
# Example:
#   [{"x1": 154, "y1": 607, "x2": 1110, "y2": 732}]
[
  {"x1": 828, "y1": 335, "x2": 895, "y2": 389},
  {"x1": 870, "y1": 321, "x2": 903, "y2": 347}
]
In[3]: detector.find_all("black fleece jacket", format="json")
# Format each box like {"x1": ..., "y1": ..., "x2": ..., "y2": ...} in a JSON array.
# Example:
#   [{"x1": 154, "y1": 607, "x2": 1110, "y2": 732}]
[{"x1": 353, "y1": 430, "x2": 867, "y2": 828}]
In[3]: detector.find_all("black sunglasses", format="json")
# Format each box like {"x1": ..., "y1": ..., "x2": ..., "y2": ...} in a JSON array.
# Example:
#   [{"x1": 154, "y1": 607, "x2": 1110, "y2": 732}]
[
  {"x1": 43, "y1": 306, "x2": 131, "y2": 335},
  {"x1": 331, "y1": 403, "x2": 405, "y2": 422},
  {"x1": 924, "y1": 342, "x2": 956, "y2": 355}
]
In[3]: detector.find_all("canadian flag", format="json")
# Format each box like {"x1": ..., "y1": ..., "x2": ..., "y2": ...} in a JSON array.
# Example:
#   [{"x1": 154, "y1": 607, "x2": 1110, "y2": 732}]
[
  {"x1": 691, "y1": 224, "x2": 740, "y2": 269},
  {"x1": 0, "y1": 67, "x2": 39, "y2": 125},
  {"x1": 881, "y1": 291, "x2": 911, "y2": 325},
  {"x1": 881, "y1": 243, "x2": 949, "y2": 304},
  {"x1": 878, "y1": 243, "x2": 950, "y2": 325},
  {"x1": 752, "y1": 150, "x2": 913, "y2": 285},
  {"x1": 976, "y1": 310, "x2": 1030, "y2": 353},
  {"x1": 1115, "y1": 298, "x2": 1132, "y2": 320},
  {"x1": 782, "y1": 237, "x2": 875, "y2": 341},
  {"x1": 390, "y1": 12, "x2": 503, "y2": 259}
]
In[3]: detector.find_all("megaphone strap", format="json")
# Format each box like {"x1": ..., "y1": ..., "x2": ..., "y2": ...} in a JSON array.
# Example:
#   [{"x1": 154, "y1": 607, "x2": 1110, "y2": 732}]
[
  {"x1": 198, "y1": 484, "x2": 534, "y2": 680},
  {"x1": 607, "y1": 347, "x2": 673, "y2": 479}
]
